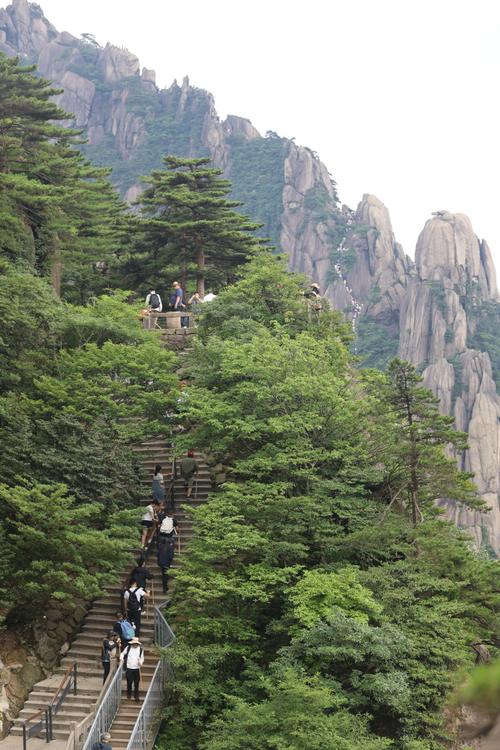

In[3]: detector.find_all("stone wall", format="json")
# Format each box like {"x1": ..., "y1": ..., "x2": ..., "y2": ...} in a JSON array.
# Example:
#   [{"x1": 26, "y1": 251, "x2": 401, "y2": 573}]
[{"x1": 0, "y1": 598, "x2": 90, "y2": 737}]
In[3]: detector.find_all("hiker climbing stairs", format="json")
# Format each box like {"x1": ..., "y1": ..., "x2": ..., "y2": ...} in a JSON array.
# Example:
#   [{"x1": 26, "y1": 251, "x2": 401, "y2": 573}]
[
  {"x1": 4, "y1": 435, "x2": 211, "y2": 748},
  {"x1": 103, "y1": 441, "x2": 212, "y2": 747}
]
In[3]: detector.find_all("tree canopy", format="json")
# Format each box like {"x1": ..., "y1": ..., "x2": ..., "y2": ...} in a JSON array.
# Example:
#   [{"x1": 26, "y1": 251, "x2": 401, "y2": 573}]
[
  {"x1": 125, "y1": 156, "x2": 263, "y2": 296},
  {"x1": 157, "y1": 257, "x2": 499, "y2": 750}
]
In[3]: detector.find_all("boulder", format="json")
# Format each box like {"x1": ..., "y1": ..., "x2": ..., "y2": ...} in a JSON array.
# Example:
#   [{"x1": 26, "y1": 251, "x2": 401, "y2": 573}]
[
  {"x1": 224, "y1": 115, "x2": 260, "y2": 140},
  {"x1": 98, "y1": 43, "x2": 140, "y2": 83},
  {"x1": 141, "y1": 67, "x2": 156, "y2": 85}
]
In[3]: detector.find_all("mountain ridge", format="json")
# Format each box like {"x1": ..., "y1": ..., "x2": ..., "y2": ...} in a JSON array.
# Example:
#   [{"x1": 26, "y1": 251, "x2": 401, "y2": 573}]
[{"x1": 2, "y1": 0, "x2": 500, "y2": 555}]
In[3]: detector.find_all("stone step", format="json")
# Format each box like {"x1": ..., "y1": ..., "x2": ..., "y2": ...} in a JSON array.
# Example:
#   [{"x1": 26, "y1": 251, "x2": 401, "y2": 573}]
[
  {"x1": 21, "y1": 694, "x2": 95, "y2": 709},
  {"x1": 16, "y1": 706, "x2": 89, "y2": 723},
  {"x1": 133, "y1": 440, "x2": 171, "y2": 449},
  {"x1": 7, "y1": 449, "x2": 209, "y2": 748},
  {"x1": 10, "y1": 732, "x2": 69, "y2": 750}
]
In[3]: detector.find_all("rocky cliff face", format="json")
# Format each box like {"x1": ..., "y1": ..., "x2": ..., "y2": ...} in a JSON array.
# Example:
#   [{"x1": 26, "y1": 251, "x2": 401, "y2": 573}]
[
  {"x1": 400, "y1": 213, "x2": 500, "y2": 553},
  {"x1": 332, "y1": 202, "x2": 500, "y2": 553},
  {"x1": 0, "y1": 0, "x2": 340, "y2": 262},
  {"x1": 2, "y1": 0, "x2": 500, "y2": 554}
]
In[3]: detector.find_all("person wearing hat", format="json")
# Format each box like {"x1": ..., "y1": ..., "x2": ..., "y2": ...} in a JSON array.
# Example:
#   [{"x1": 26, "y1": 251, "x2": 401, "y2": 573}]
[
  {"x1": 120, "y1": 636, "x2": 144, "y2": 702},
  {"x1": 91, "y1": 732, "x2": 112, "y2": 750}
]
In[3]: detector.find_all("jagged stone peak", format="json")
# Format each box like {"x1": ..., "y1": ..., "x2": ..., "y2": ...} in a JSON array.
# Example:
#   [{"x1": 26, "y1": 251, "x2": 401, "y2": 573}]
[
  {"x1": 0, "y1": 0, "x2": 56, "y2": 57},
  {"x1": 223, "y1": 115, "x2": 260, "y2": 140},
  {"x1": 355, "y1": 193, "x2": 412, "y2": 271},
  {"x1": 416, "y1": 211, "x2": 498, "y2": 300},
  {"x1": 98, "y1": 42, "x2": 140, "y2": 83}
]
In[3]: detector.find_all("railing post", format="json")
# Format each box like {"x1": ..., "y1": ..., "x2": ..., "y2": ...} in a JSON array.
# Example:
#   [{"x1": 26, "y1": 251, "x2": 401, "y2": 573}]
[
  {"x1": 141, "y1": 712, "x2": 146, "y2": 750},
  {"x1": 73, "y1": 662, "x2": 78, "y2": 696},
  {"x1": 45, "y1": 707, "x2": 51, "y2": 741},
  {"x1": 23, "y1": 723, "x2": 27, "y2": 750}
]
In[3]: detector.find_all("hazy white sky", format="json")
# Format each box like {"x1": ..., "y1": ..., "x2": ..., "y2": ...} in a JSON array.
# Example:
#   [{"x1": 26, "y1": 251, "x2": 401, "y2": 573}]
[{"x1": 38, "y1": 0, "x2": 500, "y2": 266}]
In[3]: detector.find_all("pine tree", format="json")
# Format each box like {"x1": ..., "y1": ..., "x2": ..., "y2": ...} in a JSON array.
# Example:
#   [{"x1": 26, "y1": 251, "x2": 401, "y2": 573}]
[
  {"x1": 0, "y1": 53, "x2": 126, "y2": 300},
  {"x1": 129, "y1": 156, "x2": 263, "y2": 295},
  {"x1": 384, "y1": 358, "x2": 481, "y2": 526}
]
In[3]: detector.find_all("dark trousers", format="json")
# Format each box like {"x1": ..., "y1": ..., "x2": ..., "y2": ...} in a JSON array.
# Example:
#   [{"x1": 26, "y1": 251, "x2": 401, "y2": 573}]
[
  {"x1": 128, "y1": 609, "x2": 142, "y2": 636},
  {"x1": 102, "y1": 661, "x2": 110, "y2": 684},
  {"x1": 126, "y1": 668, "x2": 140, "y2": 700},
  {"x1": 160, "y1": 566, "x2": 169, "y2": 593}
]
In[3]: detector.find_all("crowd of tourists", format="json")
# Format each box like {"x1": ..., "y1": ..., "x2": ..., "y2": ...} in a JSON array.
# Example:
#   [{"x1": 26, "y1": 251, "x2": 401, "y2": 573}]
[
  {"x1": 143, "y1": 280, "x2": 217, "y2": 329},
  {"x1": 96, "y1": 450, "x2": 199, "y2": 738}
]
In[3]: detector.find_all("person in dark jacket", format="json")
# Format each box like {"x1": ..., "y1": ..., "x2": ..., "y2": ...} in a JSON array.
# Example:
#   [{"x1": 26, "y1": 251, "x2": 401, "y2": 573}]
[
  {"x1": 101, "y1": 630, "x2": 118, "y2": 684},
  {"x1": 129, "y1": 558, "x2": 152, "y2": 592},
  {"x1": 157, "y1": 533, "x2": 176, "y2": 593},
  {"x1": 92, "y1": 732, "x2": 112, "y2": 750}
]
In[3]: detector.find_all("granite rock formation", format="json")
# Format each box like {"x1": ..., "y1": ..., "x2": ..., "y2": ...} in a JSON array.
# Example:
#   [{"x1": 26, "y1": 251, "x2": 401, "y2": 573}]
[
  {"x1": 401, "y1": 213, "x2": 500, "y2": 553},
  {"x1": 331, "y1": 202, "x2": 500, "y2": 553},
  {"x1": 0, "y1": 0, "x2": 341, "y2": 269},
  {"x1": 2, "y1": 0, "x2": 500, "y2": 553}
]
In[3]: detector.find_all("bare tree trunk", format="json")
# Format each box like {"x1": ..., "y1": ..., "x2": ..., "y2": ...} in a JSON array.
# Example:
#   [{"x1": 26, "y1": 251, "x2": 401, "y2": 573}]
[
  {"x1": 50, "y1": 233, "x2": 62, "y2": 298},
  {"x1": 196, "y1": 246, "x2": 205, "y2": 297}
]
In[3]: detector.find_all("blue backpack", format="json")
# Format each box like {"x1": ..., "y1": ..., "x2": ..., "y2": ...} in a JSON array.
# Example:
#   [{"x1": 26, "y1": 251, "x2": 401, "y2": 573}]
[{"x1": 120, "y1": 620, "x2": 135, "y2": 640}]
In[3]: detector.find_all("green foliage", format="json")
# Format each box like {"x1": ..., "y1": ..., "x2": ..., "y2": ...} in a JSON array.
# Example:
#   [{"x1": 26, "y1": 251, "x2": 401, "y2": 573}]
[
  {"x1": 379, "y1": 359, "x2": 481, "y2": 525},
  {"x1": 288, "y1": 568, "x2": 383, "y2": 628},
  {"x1": 197, "y1": 669, "x2": 393, "y2": 750},
  {"x1": 468, "y1": 299, "x2": 500, "y2": 390},
  {"x1": 0, "y1": 268, "x2": 178, "y2": 625},
  {"x1": 157, "y1": 258, "x2": 497, "y2": 750},
  {"x1": 0, "y1": 482, "x2": 136, "y2": 625},
  {"x1": 302, "y1": 182, "x2": 338, "y2": 224},
  {"x1": 126, "y1": 155, "x2": 264, "y2": 294},
  {"x1": 458, "y1": 660, "x2": 500, "y2": 712},
  {"x1": 0, "y1": 53, "x2": 127, "y2": 301},
  {"x1": 228, "y1": 132, "x2": 288, "y2": 249},
  {"x1": 193, "y1": 253, "x2": 351, "y2": 346},
  {"x1": 357, "y1": 316, "x2": 399, "y2": 370}
]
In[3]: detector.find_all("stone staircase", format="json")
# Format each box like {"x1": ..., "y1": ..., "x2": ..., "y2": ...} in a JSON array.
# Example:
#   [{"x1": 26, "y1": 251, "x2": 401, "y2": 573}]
[
  {"x1": 106, "y1": 441, "x2": 211, "y2": 748},
  {"x1": 6, "y1": 437, "x2": 211, "y2": 749}
]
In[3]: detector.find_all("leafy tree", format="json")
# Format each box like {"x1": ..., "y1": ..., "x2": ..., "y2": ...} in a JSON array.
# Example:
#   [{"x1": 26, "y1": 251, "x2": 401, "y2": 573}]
[
  {"x1": 198, "y1": 669, "x2": 393, "y2": 750},
  {"x1": 287, "y1": 568, "x2": 383, "y2": 629},
  {"x1": 376, "y1": 359, "x2": 481, "y2": 526},
  {"x1": 128, "y1": 155, "x2": 263, "y2": 295},
  {"x1": 158, "y1": 258, "x2": 498, "y2": 750},
  {"x1": 0, "y1": 54, "x2": 126, "y2": 300},
  {"x1": 0, "y1": 482, "x2": 135, "y2": 625}
]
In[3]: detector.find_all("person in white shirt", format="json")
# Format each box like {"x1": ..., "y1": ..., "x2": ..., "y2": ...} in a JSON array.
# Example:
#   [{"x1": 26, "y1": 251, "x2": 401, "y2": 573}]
[
  {"x1": 202, "y1": 291, "x2": 216, "y2": 302},
  {"x1": 124, "y1": 581, "x2": 148, "y2": 636},
  {"x1": 120, "y1": 637, "x2": 144, "y2": 701},
  {"x1": 140, "y1": 501, "x2": 159, "y2": 549},
  {"x1": 144, "y1": 289, "x2": 162, "y2": 329}
]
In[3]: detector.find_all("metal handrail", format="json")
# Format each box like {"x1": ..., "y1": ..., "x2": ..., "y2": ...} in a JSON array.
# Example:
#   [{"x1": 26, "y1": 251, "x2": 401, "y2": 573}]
[
  {"x1": 22, "y1": 661, "x2": 77, "y2": 750},
  {"x1": 51, "y1": 661, "x2": 77, "y2": 717},
  {"x1": 65, "y1": 661, "x2": 119, "y2": 750},
  {"x1": 22, "y1": 706, "x2": 51, "y2": 750},
  {"x1": 153, "y1": 600, "x2": 175, "y2": 649},
  {"x1": 81, "y1": 662, "x2": 123, "y2": 750},
  {"x1": 126, "y1": 602, "x2": 175, "y2": 750},
  {"x1": 125, "y1": 661, "x2": 164, "y2": 750}
]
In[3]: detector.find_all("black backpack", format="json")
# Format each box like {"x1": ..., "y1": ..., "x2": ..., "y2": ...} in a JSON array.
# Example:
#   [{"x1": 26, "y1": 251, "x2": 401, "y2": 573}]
[
  {"x1": 149, "y1": 292, "x2": 160, "y2": 309},
  {"x1": 127, "y1": 588, "x2": 141, "y2": 612}
]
